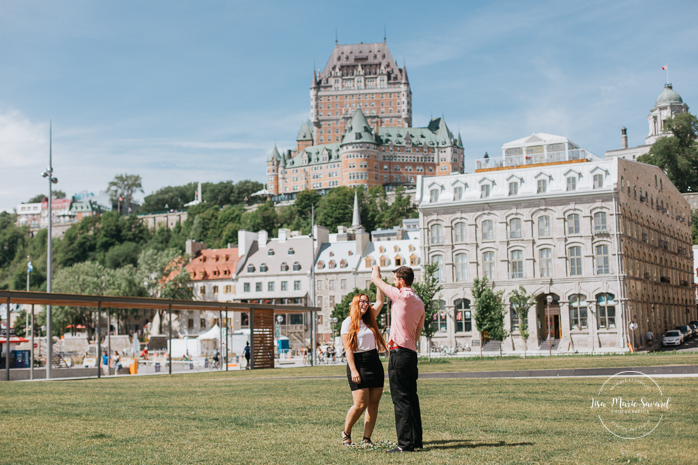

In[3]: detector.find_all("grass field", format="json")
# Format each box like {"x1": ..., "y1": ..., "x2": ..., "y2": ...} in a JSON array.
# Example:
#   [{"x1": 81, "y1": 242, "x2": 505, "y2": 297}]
[{"x1": 1, "y1": 353, "x2": 696, "y2": 464}]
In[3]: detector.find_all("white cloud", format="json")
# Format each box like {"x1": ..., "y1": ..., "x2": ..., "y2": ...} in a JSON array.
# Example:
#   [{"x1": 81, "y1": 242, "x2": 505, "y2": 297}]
[{"x1": 0, "y1": 109, "x2": 48, "y2": 169}]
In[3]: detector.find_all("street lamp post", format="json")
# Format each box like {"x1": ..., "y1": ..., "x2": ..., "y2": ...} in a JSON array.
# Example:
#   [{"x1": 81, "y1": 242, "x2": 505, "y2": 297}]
[
  {"x1": 276, "y1": 315, "x2": 283, "y2": 359},
  {"x1": 546, "y1": 295, "x2": 553, "y2": 356},
  {"x1": 41, "y1": 123, "x2": 58, "y2": 379}
]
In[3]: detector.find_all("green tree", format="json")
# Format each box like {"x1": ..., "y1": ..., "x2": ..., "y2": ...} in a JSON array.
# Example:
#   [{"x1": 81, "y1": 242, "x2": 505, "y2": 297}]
[
  {"x1": 693, "y1": 210, "x2": 698, "y2": 245},
  {"x1": 472, "y1": 276, "x2": 505, "y2": 357},
  {"x1": 638, "y1": 112, "x2": 698, "y2": 193},
  {"x1": 140, "y1": 183, "x2": 196, "y2": 213},
  {"x1": 105, "y1": 241, "x2": 141, "y2": 269},
  {"x1": 412, "y1": 262, "x2": 443, "y2": 358},
  {"x1": 380, "y1": 186, "x2": 417, "y2": 228},
  {"x1": 317, "y1": 187, "x2": 355, "y2": 232},
  {"x1": 508, "y1": 286, "x2": 536, "y2": 357},
  {"x1": 107, "y1": 173, "x2": 144, "y2": 214},
  {"x1": 294, "y1": 189, "x2": 322, "y2": 219}
]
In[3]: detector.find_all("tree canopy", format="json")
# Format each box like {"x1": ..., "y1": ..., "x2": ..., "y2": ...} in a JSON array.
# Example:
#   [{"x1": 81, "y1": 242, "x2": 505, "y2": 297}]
[{"x1": 638, "y1": 112, "x2": 698, "y2": 193}]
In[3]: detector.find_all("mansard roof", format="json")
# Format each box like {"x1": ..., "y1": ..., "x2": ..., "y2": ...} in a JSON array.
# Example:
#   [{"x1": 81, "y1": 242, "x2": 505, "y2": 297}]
[
  {"x1": 319, "y1": 41, "x2": 404, "y2": 82},
  {"x1": 377, "y1": 117, "x2": 459, "y2": 148},
  {"x1": 284, "y1": 143, "x2": 341, "y2": 168}
]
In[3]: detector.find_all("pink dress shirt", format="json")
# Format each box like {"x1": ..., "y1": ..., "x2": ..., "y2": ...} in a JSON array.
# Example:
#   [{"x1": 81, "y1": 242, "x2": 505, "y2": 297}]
[{"x1": 383, "y1": 285, "x2": 425, "y2": 352}]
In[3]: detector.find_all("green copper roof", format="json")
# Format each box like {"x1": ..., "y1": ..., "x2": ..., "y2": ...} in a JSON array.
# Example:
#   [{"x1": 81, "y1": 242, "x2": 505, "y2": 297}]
[
  {"x1": 284, "y1": 143, "x2": 341, "y2": 168},
  {"x1": 267, "y1": 145, "x2": 281, "y2": 162},
  {"x1": 656, "y1": 84, "x2": 683, "y2": 106},
  {"x1": 340, "y1": 109, "x2": 376, "y2": 146},
  {"x1": 296, "y1": 121, "x2": 314, "y2": 141}
]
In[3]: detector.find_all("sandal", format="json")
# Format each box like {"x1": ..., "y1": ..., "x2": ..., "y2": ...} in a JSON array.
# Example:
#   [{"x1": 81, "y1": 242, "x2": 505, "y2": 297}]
[
  {"x1": 361, "y1": 437, "x2": 373, "y2": 446},
  {"x1": 342, "y1": 430, "x2": 352, "y2": 446}
]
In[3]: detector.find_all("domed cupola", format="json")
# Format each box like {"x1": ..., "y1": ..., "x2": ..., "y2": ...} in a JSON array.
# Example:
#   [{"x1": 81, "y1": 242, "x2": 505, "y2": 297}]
[{"x1": 655, "y1": 84, "x2": 684, "y2": 107}]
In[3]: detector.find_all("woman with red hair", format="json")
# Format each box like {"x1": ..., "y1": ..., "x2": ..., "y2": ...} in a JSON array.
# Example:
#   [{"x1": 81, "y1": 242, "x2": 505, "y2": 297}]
[{"x1": 340, "y1": 283, "x2": 387, "y2": 446}]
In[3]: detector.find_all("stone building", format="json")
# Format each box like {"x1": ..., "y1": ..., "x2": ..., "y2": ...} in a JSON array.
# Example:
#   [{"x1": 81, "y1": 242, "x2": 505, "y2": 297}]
[{"x1": 417, "y1": 135, "x2": 694, "y2": 353}]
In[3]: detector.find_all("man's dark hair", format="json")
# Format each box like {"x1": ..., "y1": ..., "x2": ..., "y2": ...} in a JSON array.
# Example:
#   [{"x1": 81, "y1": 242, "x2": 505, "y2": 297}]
[{"x1": 394, "y1": 266, "x2": 414, "y2": 286}]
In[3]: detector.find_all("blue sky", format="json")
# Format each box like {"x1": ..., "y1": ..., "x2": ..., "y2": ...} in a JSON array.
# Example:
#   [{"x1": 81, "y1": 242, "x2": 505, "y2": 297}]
[{"x1": 1, "y1": 0, "x2": 697, "y2": 212}]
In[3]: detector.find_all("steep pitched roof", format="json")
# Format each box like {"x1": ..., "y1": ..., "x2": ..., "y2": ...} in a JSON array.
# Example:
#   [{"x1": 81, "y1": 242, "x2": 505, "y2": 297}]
[
  {"x1": 319, "y1": 42, "x2": 400, "y2": 80},
  {"x1": 186, "y1": 248, "x2": 240, "y2": 281},
  {"x1": 341, "y1": 109, "x2": 376, "y2": 145},
  {"x1": 296, "y1": 121, "x2": 314, "y2": 141}
]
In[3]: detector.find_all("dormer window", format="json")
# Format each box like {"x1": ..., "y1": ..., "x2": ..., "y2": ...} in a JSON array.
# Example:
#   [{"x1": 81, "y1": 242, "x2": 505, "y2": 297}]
[
  {"x1": 395, "y1": 256, "x2": 402, "y2": 266},
  {"x1": 288, "y1": 248, "x2": 295, "y2": 255},
  {"x1": 481, "y1": 184, "x2": 491, "y2": 198},
  {"x1": 268, "y1": 249, "x2": 275, "y2": 256},
  {"x1": 329, "y1": 260, "x2": 336, "y2": 269},
  {"x1": 260, "y1": 263, "x2": 268, "y2": 272},
  {"x1": 508, "y1": 181, "x2": 519, "y2": 196},
  {"x1": 293, "y1": 262, "x2": 301, "y2": 271},
  {"x1": 430, "y1": 188, "x2": 439, "y2": 202},
  {"x1": 379, "y1": 246, "x2": 385, "y2": 253},
  {"x1": 247, "y1": 264, "x2": 255, "y2": 273},
  {"x1": 394, "y1": 245, "x2": 399, "y2": 252},
  {"x1": 566, "y1": 176, "x2": 577, "y2": 191},
  {"x1": 348, "y1": 251, "x2": 353, "y2": 256},
  {"x1": 280, "y1": 262, "x2": 289, "y2": 272},
  {"x1": 329, "y1": 252, "x2": 334, "y2": 257},
  {"x1": 340, "y1": 260, "x2": 347, "y2": 268},
  {"x1": 317, "y1": 261, "x2": 325, "y2": 270}
]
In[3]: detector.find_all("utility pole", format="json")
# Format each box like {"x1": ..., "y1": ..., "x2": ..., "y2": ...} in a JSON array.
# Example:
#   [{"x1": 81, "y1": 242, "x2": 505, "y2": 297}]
[{"x1": 41, "y1": 123, "x2": 58, "y2": 379}]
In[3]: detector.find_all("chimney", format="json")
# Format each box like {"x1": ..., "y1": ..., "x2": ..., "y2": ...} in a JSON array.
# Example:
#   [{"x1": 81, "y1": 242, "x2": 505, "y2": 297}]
[
  {"x1": 258, "y1": 230, "x2": 268, "y2": 247},
  {"x1": 278, "y1": 228, "x2": 288, "y2": 242},
  {"x1": 621, "y1": 127, "x2": 628, "y2": 150},
  {"x1": 186, "y1": 239, "x2": 205, "y2": 257}
]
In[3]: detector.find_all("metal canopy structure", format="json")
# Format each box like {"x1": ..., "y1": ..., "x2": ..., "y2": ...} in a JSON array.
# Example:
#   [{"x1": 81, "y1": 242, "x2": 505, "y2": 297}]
[{"x1": 0, "y1": 290, "x2": 319, "y2": 380}]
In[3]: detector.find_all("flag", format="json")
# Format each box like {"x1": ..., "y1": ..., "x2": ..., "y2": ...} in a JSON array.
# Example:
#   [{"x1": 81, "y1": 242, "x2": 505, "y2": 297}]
[
  {"x1": 27, "y1": 260, "x2": 33, "y2": 273},
  {"x1": 661, "y1": 65, "x2": 668, "y2": 70}
]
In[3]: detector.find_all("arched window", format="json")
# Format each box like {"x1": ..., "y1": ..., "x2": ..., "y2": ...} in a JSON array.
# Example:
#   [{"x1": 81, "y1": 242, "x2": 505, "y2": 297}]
[
  {"x1": 509, "y1": 218, "x2": 522, "y2": 239},
  {"x1": 594, "y1": 212, "x2": 607, "y2": 232},
  {"x1": 280, "y1": 262, "x2": 289, "y2": 272},
  {"x1": 597, "y1": 293, "x2": 616, "y2": 329},
  {"x1": 454, "y1": 222, "x2": 466, "y2": 242},
  {"x1": 538, "y1": 216, "x2": 551, "y2": 237},
  {"x1": 510, "y1": 250, "x2": 524, "y2": 278},
  {"x1": 455, "y1": 299, "x2": 471, "y2": 332},
  {"x1": 567, "y1": 214, "x2": 580, "y2": 235},
  {"x1": 482, "y1": 220, "x2": 494, "y2": 241},
  {"x1": 430, "y1": 224, "x2": 443, "y2": 244},
  {"x1": 431, "y1": 300, "x2": 447, "y2": 332},
  {"x1": 569, "y1": 294, "x2": 588, "y2": 330},
  {"x1": 455, "y1": 253, "x2": 467, "y2": 281},
  {"x1": 431, "y1": 255, "x2": 444, "y2": 281},
  {"x1": 292, "y1": 262, "x2": 301, "y2": 271},
  {"x1": 483, "y1": 252, "x2": 494, "y2": 279}
]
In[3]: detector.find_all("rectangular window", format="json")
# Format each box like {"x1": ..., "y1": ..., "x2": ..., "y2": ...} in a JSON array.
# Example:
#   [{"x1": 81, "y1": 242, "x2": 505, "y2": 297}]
[
  {"x1": 538, "y1": 216, "x2": 551, "y2": 237},
  {"x1": 569, "y1": 295, "x2": 588, "y2": 330},
  {"x1": 539, "y1": 248, "x2": 552, "y2": 277},
  {"x1": 508, "y1": 181, "x2": 518, "y2": 196},
  {"x1": 329, "y1": 295, "x2": 335, "y2": 307},
  {"x1": 594, "y1": 212, "x2": 607, "y2": 232},
  {"x1": 596, "y1": 245, "x2": 610, "y2": 274},
  {"x1": 593, "y1": 174, "x2": 603, "y2": 189},
  {"x1": 294, "y1": 281, "x2": 301, "y2": 291},
  {"x1": 317, "y1": 281, "x2": 324, "y2": 291},
  {"x1": 569, "y1": 247, "x2": 582, "y2": 276},
  {"x1": 200, "y1": 286, "x2": 206, "y2": 296},
  {"x1": 510, "y1": 250, "x2": 524, "y2": 278},
  {"x1": 430, "y1": 189, "x2": 439, "y2": 202},
  {"x1": 241, "y1": 312, "x2": 249, "y2": 327},
  {"x1": 224, "y1": 285, "x2": 232, "y2": 294},
  {"x1": 483, "y1": 252, "x2": 495, "y2": 279},
  {"x1": 281, "y1": 281, "x2": 287, "y2": 291},
  {"x1": 454, "y1": 222, "x2": 466, "y2": 242},
  {"x1": 243, "y1": 283, "x2": 250, "y2": 293},
  {"x1": 329, "y1": 280, "x2": 335, "y2": 290},
  {"x1": 431, "y1": 255, "x2": 444, "y2": 281},
  {"x1": 537, "y1": 179, "x2": 547, "y2": 193},
  {"x1": 212, "y1": 286, "x2": 219, "y2": 294},
  {"x1": 454, "y1": 186, "x2": 463, "y2": 200},
  {"x1": 200, "y1": 319, "x2": 205, "y2": 329},
  {"x1": 481, "y1": 184, "x2": 490, "y2": 198},
  {"x1": 566, "y1": 176, "x2": 577, "y2": 191},
  {"x1": 510, "y1": 305, "x2": 520, "y2": 331},
  {"x1": 268, "y1": 282, "x2": 275, "y2": 292},
  {"x1": 255, "y1": 282, "x2": 262, "y2": 292},
  {"x1": 567, "y1": 214, "x2": 580, "y2": 234},
  {"x1": 340, "y1": 279, "x2": 346, "y2": 290}
]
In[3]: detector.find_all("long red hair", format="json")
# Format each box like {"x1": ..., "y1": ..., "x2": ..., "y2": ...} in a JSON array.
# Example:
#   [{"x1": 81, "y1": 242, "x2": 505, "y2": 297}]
[{"x1": 346, "y1": 293, "x2": 387, "y2": 353}]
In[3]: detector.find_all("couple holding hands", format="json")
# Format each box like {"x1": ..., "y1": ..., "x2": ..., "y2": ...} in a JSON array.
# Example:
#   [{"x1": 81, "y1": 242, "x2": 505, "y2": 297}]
[{"x1": 340, "y1": 265, "x2": 425, "y2": 453}]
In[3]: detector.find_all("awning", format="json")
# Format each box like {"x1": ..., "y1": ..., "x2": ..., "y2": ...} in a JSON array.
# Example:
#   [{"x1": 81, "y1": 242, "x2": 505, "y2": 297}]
[{"x1": 0, "y1": 337, "x2": 29, "y2": 343}]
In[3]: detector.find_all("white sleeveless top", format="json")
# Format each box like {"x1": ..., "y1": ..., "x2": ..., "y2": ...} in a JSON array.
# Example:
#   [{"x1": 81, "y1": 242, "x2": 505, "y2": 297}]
[{"x1": 340, "y1": 317, "x2": 376, "y2": 353}]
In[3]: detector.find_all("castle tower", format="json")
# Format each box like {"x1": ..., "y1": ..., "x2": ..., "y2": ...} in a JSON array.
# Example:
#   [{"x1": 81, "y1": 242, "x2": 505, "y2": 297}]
[
  {"x1": 266, "y1": 146, "x2": 281, "y2": 194},
  {"x1": 311, "y1": 41, "x2": 412, "y2": 147},
  {"x1": 340, "y1": 109, "x2": 380, "y2": 189}
]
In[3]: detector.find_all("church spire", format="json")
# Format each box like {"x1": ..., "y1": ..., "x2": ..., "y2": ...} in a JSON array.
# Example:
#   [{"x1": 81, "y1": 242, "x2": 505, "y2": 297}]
[{"x1": 350, "y1": 191, "x2": 364, "y2": 232}]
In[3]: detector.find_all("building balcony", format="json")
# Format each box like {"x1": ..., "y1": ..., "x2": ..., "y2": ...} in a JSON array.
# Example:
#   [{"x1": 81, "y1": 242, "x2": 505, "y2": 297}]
[{"x1": 475, "y1": 149, "x2": 589, "y2": 172}]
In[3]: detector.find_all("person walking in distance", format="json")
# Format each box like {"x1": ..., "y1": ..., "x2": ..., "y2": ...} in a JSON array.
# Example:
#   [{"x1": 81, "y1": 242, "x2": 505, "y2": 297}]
[
  {"x1": 244, "y1": 342, "x2": 251, "y2": 369},
  {"x1": 371, "y1": 265, "x2": 424, "y2": 453}
]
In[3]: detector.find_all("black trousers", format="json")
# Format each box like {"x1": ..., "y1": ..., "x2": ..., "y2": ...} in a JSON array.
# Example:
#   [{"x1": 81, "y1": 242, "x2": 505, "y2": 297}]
[{"x1": 388, "y1": 348, "x2": 422, "y2": 450}]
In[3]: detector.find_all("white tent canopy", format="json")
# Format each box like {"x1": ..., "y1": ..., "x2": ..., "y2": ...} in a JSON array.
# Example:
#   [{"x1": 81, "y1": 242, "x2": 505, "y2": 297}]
[{"x1": 197, "y1": 324, "x2": 220, "y2": 340}]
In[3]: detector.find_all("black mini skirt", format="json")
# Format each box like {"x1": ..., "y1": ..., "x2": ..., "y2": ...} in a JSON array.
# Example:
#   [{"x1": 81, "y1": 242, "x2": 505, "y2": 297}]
[{"x1": 346, "y1": 349, "x2": 385, "y2": 391}]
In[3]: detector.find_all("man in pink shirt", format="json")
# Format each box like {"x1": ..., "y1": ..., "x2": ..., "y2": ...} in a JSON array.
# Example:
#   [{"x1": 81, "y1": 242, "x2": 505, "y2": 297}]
[{"x1": 372, "y1": 265, "x2": 424, "y2": 452}]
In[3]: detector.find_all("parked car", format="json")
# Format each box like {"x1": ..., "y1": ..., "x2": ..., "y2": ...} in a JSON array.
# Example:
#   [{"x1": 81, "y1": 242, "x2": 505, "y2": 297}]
[
  {"x1": 675, "y1": 325, "x2": 692, "y2": 340},
  {"x1": 662, "y1": 330, "x2": 683, "y2": 346}
]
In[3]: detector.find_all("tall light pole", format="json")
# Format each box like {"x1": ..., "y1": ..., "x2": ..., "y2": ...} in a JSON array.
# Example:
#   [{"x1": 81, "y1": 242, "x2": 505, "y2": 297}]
[
  {"x1": 546, "y1": 295, "x2": 552, "y2": 356},
  {"x1": 41, "y1": 122, "x2": 58, "y2": 379}
]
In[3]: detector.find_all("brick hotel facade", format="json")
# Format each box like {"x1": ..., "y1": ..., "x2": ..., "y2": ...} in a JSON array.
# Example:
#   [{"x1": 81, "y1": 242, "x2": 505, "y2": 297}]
[{"x1": 267, "y1": 41, "x2": 464, "y2": 198}]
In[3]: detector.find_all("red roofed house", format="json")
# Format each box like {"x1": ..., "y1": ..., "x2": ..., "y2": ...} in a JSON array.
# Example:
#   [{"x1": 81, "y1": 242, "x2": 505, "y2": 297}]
[{"x1": 181, "y1": 243, "x2": 240, "y2": 337}]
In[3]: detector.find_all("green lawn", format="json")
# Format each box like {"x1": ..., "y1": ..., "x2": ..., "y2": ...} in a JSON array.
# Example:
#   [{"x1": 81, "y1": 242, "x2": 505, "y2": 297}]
[{"x1": 1, "y1": 354, "x2": 696, "y2": 464}]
